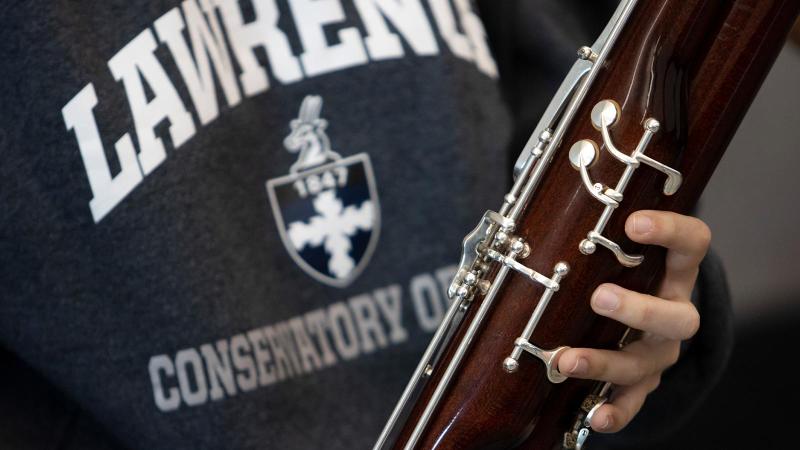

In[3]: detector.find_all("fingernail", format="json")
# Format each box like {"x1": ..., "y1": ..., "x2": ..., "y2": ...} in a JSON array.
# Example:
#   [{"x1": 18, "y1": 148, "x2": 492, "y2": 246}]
[
  {"x1": 593, "y1": 288, "x2": 620, "y2": 312},
  {"x1": 599, "y1": 415, "x2": 613, "y2": 431},
  {"x1": 569, "y1": 357, "x2": 589, "y2": 375},
  {"x1": 633, "y1": 214, "x2": 654, "y2": 234}
]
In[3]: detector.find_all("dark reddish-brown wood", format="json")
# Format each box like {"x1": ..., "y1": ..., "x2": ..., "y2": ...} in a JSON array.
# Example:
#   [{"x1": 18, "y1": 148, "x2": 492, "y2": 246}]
[{"x1": 389, "y1": 0, "x2": 800, "y2": 449}]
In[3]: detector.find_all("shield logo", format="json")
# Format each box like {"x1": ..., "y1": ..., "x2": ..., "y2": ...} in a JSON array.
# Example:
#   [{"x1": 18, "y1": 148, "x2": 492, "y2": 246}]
[{"x1": 266, "y1": 96, "x2": 381, "y2": 287}]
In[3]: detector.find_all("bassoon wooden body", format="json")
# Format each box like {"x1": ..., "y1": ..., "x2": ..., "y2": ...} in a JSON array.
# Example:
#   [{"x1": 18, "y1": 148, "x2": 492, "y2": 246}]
[{"x1": 374, "y1": 1, "x2": 800, "y2": 449}]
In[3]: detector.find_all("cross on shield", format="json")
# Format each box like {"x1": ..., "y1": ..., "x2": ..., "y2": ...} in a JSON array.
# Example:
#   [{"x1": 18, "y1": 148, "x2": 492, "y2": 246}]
[
  {"x1": 267, "y1": 154, "x2": 381, "y2": 287},
  {"x1": 267, "y1": 96, "x2": 380, "y2": 287}
]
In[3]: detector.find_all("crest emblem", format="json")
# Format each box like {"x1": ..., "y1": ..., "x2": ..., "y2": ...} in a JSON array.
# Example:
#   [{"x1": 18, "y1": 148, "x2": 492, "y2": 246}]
[{"x1": 266, "y1": 96, "x2": 380, "y2": 287}]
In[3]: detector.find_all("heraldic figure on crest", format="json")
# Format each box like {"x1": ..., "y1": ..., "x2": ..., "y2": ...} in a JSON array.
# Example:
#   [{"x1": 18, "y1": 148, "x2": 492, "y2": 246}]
[
  {"x1": 266, "y1": 95, "x2": 381, "y2": 288},
  {"x1": 283, "y1": 95, "x2": 343, "y2": 173}
]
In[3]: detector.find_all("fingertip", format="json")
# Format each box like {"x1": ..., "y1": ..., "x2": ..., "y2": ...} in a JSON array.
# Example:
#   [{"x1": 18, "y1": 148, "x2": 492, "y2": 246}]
[
  {"x1": 557, "y1": 349, "x2": 575, "y2": 375},
  {"x1": 591, "y1": 283, "x2": 622, "y2": 314},
  {"x1": 558, "y1": 349, "x2": 589, "y2": 377},
  {"x1": 625, "y1": 211, "x2": 655, "y2": 240},
  {"x1": 695, "y1": 220, "x2": 713, "y2": 249},
  {"x1": 591, "y1": 406, "x2": 617, "y2": 433}
]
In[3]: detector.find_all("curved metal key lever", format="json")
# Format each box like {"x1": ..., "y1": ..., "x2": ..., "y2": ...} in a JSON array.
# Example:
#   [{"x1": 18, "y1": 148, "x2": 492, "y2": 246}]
[
  {"x1": 507, "y1": 338, "x2": 569, "y2": 384},
  {"x1": 574, "y1": 100, "x2": 685, "y2": 268},
  {"x1": 571, "y1": 139, "x2": 623, "y2": 207},
  {"x1": 637, "y1": 151, "x2": 682, "y2": 195},
  {"x1": 595, "y1": 104, "x2": 682, "y2": 195},
  {"x1": 580, "y1": 231, "x2": 644, "y2": 267},
  {"x1": 486, "y1": 248, "x2": 560, "y2": 291}
]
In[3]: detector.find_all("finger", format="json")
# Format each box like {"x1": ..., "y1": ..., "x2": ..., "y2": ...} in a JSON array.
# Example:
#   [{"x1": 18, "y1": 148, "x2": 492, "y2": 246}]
[
  {"x1": 591, "y1": 283, "x2": 700, "y2": 340},
  {"x1": 625, "y1": 210, "x2": 711, "y2": 260},
  {"x1": 590, "y1": 375, "x2": 661, "y2": 433},
  {"x1": 625, "y1": 211, "x2": 711, "y2": 298},
  {"x1": 557, "y1": 340, "x2": 677, "y2": 385}
]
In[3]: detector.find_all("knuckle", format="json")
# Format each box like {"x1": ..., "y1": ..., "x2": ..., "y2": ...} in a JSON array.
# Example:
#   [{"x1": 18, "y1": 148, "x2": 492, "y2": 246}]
[
  {"x1": 649, "y1": 375, "x2": 662, "y2": 393},
  {"x1": 694, "y1": 220, "x2": 712, "y2": 251},
  {"x1": 632, "y1": 358, "x2": 651, "y2": 383},
  {"x1": 650, "y1": 375, "x2": 661, "y2": 392},
  {"x1": 680, "y1": 306, "x2": 701, "y2": 339},
  {"x1": 665, "y1": 345, "x2": 681, "y2": 366},
  {"x1": 591, "y1": 351, "x2": 609, "y2": 378},
  {"x1": 638, "y1": 301, "x2": 655, "y2": 328}
]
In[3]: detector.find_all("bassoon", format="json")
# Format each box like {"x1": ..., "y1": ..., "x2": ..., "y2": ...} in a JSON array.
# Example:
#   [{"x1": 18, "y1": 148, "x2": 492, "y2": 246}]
[{"x1": 373, "y1": 0, "x2": 800, "y2": 449}]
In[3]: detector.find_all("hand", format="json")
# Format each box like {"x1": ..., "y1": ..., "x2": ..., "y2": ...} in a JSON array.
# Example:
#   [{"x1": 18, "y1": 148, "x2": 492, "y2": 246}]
[{"x1": 557, "y1": 210, "x2": 711, "y2": 433}]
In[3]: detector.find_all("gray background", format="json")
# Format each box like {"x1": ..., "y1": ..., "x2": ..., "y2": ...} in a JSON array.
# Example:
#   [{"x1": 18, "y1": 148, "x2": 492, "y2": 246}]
[{"x1": 697, "y1": 44, "x2": 800, "y2": 321}]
